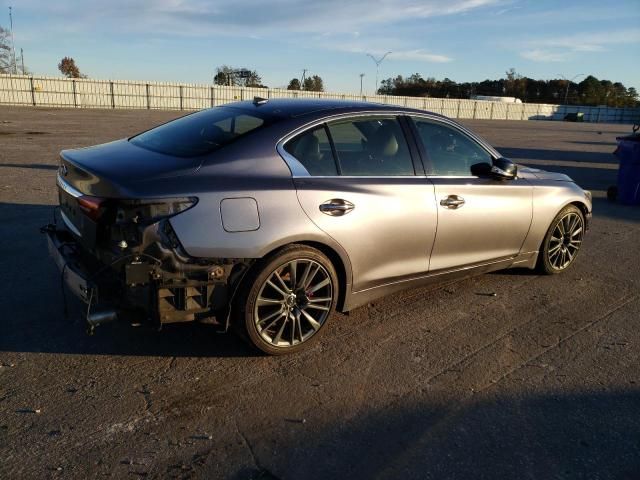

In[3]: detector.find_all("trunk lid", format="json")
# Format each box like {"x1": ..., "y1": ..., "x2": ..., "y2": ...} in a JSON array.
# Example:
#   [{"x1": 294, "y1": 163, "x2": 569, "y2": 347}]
[
  {"x1": 59, "y1": 139, "x2": 203, "y2": 197},
  {"x1": 57, "y1": 139, "x2": 202, "y2": 247}
]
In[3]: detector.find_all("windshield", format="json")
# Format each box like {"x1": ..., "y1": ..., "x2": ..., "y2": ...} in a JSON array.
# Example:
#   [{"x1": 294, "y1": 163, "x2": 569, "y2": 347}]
[{"x1": 130, "y1": 107, "x2": 269, "y2": 157}]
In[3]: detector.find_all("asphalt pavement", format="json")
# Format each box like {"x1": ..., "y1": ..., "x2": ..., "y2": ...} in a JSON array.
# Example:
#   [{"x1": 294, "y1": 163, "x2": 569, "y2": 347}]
[{"x1": 1, "y1": 107, "x2": 639, "y2": 479}]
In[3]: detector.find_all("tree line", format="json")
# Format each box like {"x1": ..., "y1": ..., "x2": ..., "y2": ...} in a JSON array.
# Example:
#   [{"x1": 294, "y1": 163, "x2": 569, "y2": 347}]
[
  {"x1": 3, "y1": 36, "x2": 636, "y2": 107},
  {"x1": 378, "y1": 69, "x2": 638, "y2": 107}
]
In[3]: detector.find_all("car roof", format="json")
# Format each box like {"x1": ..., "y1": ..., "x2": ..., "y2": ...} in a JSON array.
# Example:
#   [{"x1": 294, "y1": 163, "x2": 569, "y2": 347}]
[{"x1": 221, "y1": 98, "x2": 443, "y2": 120}]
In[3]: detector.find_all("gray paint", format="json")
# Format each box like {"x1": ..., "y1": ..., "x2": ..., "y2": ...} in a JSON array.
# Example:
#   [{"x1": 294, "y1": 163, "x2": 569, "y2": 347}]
[
  {"x1": 220, "y1": 198, "x2": 260, "y2": 232},
  {"x1": 58, "y1": 99, "x2": 593, "y2": 312}
]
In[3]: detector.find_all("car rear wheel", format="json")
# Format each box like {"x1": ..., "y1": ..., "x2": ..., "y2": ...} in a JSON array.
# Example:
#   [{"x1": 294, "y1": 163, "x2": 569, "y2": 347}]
[
  {"x1": 537, "y1": 205, "x2": 585, "y2": 274},
  {"x1": 235, "y1": 245, "x2": 338, "y2": 355}
]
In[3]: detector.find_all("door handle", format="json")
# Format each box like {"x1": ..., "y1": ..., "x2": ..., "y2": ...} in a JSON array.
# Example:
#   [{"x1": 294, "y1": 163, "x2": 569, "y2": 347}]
[
  {"x1": 440, "y1": 195, "x2": 465, "y2": 209},
  {"x1": 319, "y1": 199, "x2": 355, "y2": 216}
]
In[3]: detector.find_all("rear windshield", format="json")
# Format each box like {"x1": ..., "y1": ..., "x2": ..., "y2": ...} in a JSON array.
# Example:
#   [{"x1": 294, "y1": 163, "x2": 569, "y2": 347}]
[{"x1": 130, "y1": 107, "x2": 269, "y2": 157}]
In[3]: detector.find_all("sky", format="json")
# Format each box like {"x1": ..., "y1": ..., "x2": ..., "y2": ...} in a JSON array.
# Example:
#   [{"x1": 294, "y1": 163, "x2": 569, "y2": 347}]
[{"x1": 2, "y1": 0, "x2": 640, "y2": 94}]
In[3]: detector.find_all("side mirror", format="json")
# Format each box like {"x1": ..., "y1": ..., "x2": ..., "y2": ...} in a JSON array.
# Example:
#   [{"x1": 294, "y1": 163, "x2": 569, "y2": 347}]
[
  {"x1": 491, "y1": 157, "x2": 517, "y2": 179},
  {"x1": 471, "y1": 158, "x2": 517, "y2": 179},
  {"x1": 470, "y1": 162, "x2": 492, "y2": 176}
]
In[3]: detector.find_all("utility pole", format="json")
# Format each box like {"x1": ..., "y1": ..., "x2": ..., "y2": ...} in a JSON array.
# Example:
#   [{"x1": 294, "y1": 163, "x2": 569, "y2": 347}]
[
  {"x1": 20, "y1": 48, "x2": 24, "y2": 74},
  {"x1": 558, "y1": 73, "x2": 585, "y2": 105},
  {"x1": 8, "y1": 6, "x2": 18, "y2": 74},
  {"x1": 300, "y1": 69, "x2": 307, "y2": 90},
  {"x1": 366, "y1": 52, "x2": 391, "y2": 93},
  {"x1": 359, "y1": 73, "x2": 365, "y2": 96}
]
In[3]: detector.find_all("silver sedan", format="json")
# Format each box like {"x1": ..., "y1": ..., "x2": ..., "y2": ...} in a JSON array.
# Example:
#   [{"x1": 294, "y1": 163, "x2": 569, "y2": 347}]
[{"x1": 45, "y1": 99, "x2": 592, "y2": 354}]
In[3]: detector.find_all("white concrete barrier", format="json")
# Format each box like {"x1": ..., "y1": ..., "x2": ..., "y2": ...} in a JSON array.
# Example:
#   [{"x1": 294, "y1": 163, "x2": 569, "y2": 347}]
[{"x1": 1, "y1": 74, "x2": 638, "y2": 124}]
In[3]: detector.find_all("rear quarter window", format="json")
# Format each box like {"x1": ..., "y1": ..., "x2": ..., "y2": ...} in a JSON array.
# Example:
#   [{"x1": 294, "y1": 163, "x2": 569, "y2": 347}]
[
  {"x1": 130, "y1": 107, "x2": 268, "y2": 157},
  {"x1": 284, "y1": 126, "x2": 338, "y2": 176}
]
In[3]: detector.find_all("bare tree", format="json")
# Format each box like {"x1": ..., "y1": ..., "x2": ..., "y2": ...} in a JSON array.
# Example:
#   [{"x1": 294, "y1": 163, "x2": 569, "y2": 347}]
[{"x1": 0, "y1": 26, "x2": 12, "y2": 74}]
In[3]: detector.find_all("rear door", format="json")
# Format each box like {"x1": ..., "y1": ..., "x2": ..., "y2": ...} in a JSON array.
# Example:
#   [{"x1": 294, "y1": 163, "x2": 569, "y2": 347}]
[
  {"x1": 282, "y1": 115, "x2": 438, "y2": 292},
  {"x1": 409, "y1": 116, "x2": 533, "y2": 272}
]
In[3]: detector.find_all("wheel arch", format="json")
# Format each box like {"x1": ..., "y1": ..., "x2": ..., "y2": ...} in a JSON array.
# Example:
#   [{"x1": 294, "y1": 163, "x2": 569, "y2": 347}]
[
  {"x1": 231, "y1": 239, "x2": 351, "y2": 313},
  {"x1": 569, "y1": 200, "x2": 590, "y2": 221},
  {"x1": 295, "y1": 240, "x2": 350, "y2": 312},
  {"x1": 538, "y1": 201, "x2": 588, "y2": 251},
  {"x1": 535, "y1": 201, "x2": 587, "y2": 274}
]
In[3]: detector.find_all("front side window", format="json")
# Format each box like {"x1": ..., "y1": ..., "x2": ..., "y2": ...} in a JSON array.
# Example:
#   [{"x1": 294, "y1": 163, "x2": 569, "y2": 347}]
[
  {"x1": 328, "y1": 117, "x2": 415, "y2": 176},
  {"x1": 130, "y1": 107, "x2": 268, "y2": 157},
  {"x1": 284, "y1": 126, "x2": 338, "y2": 176},
  {"x1": 412, "y1": 118, "x2": 492, "y2": 176}
]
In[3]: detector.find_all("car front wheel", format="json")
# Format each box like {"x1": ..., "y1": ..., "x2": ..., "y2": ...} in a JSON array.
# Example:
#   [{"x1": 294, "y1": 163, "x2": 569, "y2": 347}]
[
  {"x1": 235, "y1": 245, "x2": 338, "y2": 355},
  {"x1": 537, "y1": 204, "x2": 585, "y2": 274}
]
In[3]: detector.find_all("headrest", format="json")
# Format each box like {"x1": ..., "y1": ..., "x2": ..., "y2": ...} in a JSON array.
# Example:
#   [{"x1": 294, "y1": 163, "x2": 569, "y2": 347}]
[
  {"x1": 294, "y1": 133, "x2": 321, "y2": 160},
  {"x1": 368, "y1": 124, "x2": 399, "y2": 157},
  {"x1": 429, "y1": 132, "x2": 451, "y2": 151}
]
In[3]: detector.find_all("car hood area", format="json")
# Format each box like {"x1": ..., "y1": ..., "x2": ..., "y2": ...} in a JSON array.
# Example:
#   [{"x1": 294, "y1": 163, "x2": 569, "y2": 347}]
[
  {"x1": 516, "y1": 165, "x2": 574, "y2": 182},
  {"x1": 59, "y1": 139, "x2": 204, "y2": 197}
]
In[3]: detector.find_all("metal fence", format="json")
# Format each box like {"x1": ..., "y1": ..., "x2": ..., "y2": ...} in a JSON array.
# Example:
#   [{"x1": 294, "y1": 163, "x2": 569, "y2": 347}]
[{"x1": 1, "y1": 74, "x2": 639, "y2": 124}]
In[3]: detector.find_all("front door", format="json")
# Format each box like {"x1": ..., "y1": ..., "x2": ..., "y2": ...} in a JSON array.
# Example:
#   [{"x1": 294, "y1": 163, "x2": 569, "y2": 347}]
[{"x1": 409, "y1": 116, "x2": 533, "y2": 271}]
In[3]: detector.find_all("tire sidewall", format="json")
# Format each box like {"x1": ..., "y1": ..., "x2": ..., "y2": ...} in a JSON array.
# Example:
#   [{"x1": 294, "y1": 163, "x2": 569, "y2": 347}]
[
  {"x1": 238, "y1": 246, "x2": 338, "y2": 355},
  {"x1": 538, "y1": 205, "x2": 584, "y2": 274}
]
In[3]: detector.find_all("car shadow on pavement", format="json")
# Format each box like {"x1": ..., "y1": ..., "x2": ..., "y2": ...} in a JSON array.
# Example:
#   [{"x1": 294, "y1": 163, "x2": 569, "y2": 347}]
[
  {"x1": 497, "y1": 146, "x2": 640, "y2": 222},
  {"x1": 497, "y1": 146, "x2": 618, "y2": 165},
  {"x1": 495, "y1": 145, "x2": 619, "y2": 192},
  {"x1": 569, "y1": 140, "x2": 617, "y2": 147},
  {"x1": 230, "y1": 390, "x2": 640, "y2": 480},
  {"x1": 0, "y1": 163, "x2": 58, "y2": 170},
  {"x1": 0, "y1": 195, "x2": 637, "y2": 358},
  {"x1": 0, "y1": 202, "x2": 259, "y2": 358}
]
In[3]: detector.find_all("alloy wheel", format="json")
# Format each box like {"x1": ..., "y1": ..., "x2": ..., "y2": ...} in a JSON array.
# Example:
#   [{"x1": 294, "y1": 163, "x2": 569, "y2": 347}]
[
  {"x1": 547, "y1": 211, "x2": 584, "y2": 270},
  {"x1": 254, "y1": 259, "x2": 333, "y2": 348}
]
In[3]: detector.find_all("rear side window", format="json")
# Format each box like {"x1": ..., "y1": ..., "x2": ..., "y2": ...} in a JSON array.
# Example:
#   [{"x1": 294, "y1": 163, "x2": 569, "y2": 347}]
[
  {"x1": 284, "y1": 126, "x2": 338, "y2": 176},
  {"x1": 328, "y1": 117, "x2": 414, "y2": 176},
  {"x1": 412, "y1": 118, "x2": 492, "y2": 176},
  {"x1": 130, "y1": 107, "x2": 267, "y2": 157}
]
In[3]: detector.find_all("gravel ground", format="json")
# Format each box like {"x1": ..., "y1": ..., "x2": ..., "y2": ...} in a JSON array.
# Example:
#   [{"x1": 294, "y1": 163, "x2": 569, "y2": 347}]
[{"x1": 1, "y1": 107, "x2": 639, "y2": 480}]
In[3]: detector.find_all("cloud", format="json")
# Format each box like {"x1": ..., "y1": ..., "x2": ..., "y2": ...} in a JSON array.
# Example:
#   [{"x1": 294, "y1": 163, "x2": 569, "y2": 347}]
[
  {"x1": 519, "y1": 28, "x2": 640, "y2": 62},
  {"x1": 321, "y1": 39, "x2": 453, "y2": 64},
  {"x1": 520, "y1": 50, "x2": 567, "y2": 62},
  {"x1": 18, "y1": 0, "x2": 500, "y2": 36},
  {"x1": 389, "y1": 50, "x2": 453, "y2": 63}
]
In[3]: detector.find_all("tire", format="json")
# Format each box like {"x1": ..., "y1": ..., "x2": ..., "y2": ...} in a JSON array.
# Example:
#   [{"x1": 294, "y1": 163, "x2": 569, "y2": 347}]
[
  {"x1": 536, "y1": 204, "x2": 585, "y2": 275},
  {"x1": 234, "y1": 245, "x2": 338, "y2": 355}
]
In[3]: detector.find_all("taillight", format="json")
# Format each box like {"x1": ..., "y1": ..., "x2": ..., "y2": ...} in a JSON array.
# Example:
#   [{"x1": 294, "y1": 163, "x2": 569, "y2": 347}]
[
  {"x1": 115, "y1": 197, "x2": 198, "y2": 225},
  {"x1": 78, "y1": 195, "x2": 106, "y2": 221}
]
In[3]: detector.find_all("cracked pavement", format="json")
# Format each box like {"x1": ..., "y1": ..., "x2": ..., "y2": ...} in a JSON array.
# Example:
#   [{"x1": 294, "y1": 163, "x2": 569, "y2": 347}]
[{"x1": 1, "y1": 107, "x2": 639, "y2": 479}]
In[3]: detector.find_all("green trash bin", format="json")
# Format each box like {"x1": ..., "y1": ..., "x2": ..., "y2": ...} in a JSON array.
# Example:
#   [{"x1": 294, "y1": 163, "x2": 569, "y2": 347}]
[{"x1": 564, "y1": 112, "x2": 584, "y2": 122}]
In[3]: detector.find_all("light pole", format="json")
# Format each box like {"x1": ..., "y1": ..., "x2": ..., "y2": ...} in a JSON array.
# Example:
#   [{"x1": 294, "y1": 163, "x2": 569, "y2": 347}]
[
  {"x1": 359, "y1": 73, "x2": 365, "y2": 96},
  {"x1": 366, "y1": 51, "x2": 391, "y2": 94},
  {"x1": 558, "y1": 73, "x2": 585, "y2": 105},
  {"x1": 8, "y1": 6, "x2": 17, "y2": 74}
]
